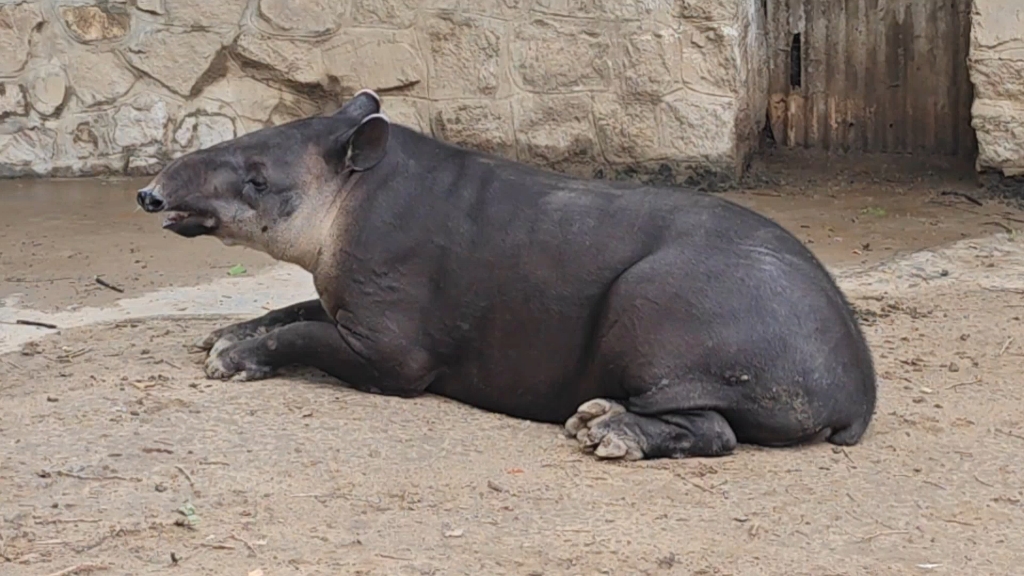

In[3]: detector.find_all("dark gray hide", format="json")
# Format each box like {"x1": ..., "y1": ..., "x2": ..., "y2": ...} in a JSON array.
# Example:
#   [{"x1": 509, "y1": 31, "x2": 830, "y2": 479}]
[{"x1": 136, "y1": 90, "x2": 877, "y2": 461}]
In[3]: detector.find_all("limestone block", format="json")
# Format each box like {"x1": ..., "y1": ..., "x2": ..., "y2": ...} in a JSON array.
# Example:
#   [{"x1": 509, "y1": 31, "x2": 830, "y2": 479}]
[
  {"x1": 972, "y1": 99, "x2": 1024, "y2": 176},
  {"x1": 616, "y1": 25, "x2": 683, "y2": 99},
  {"x1": 513, "y1": 93, "x2": 600, "y2": 177},
  {"x1": 61, "y1": 109, "x2": 119, "y2": 159},
  {"x1": 0, "y1": 84, "x2": 27, "y2": 119},
  {"x1": 164, "y1": 0, "x2": 246, "y2": 28},
  {"x1": 511, "y1": 18, "x2": 612, "y2": 93},
  {"x1": 592, "y1": 93, "x2": 662, "y2": 163},
  {"x1": 421, "y1": 14, "x2": 505, "y2": 99},
  {"x1": 969, "y1": 57, "x2": 1024, "y2": 101},
  {"x1": 124, "y1": 30, "x2": 224, "y2": 97},
  {"x1": 59, "y1": 4, "x2": 130, "y2": 43},
  {"x1": 970, "y1": 2, "x2": 1024, "y2": 50},
  {"x1": 28, "y1": 63, "x2": 68, "y2": 117},
  {"x1": 233, "y1": 31, "x2": 325, "y2": 86},
  {"x1": 680, "y1": 22, "x2": 739, "y2": 98},
  {"x1": 113, "y1": 96, "x2": 169, "y2": 147},
  {"x1": 193, "y1": 75, "x2": 282, "y2": 125},
  {"x1": 64, "y1": 50, "x2": 137, "y2": 107},
  {"x1": 174, "y1": 113, "x2": 236, "y2": 152},
  {"x1": 135, "y1": 0, "x2": 165, "y2": 15},
  {"x1": 658, "y1": 91, "x2": 735, "y2": 164},
  {"x1": 670, "y1": 0, "x2": 736, "y2": 22},
  {"x1": 431, "y1": 100, "x2": 516, "y2": 159},
  {"x1": 351, "y1": 0, "x2": 418, "y2": 29},
  {"x1": 0, "y1": 3, "x2": 44, "y2": 76},
  {"x1": 258, "y1": 0, "x2": 346, "y2": 34},
  {"x1": 322, "y1": 30, "x2": 426, "y2": 95},
  {"x1": 530, "y1": 0, "x2": 655, "y2": 21},
  {"x1": 0, "y1": 126, "x2": 56, "y2": 175},
  {"x1": 381, "y1": 96, "x2": 429, "y2": 133},
  {"x1": 463, "y1": 0, "x2": 526, "y2": 20}
]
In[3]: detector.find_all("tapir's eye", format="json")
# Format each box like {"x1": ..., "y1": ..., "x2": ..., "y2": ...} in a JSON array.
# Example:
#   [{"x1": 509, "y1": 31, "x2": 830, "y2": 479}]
[{"x1": 247, "y1": 174, "x2": 267, "y2": 192}]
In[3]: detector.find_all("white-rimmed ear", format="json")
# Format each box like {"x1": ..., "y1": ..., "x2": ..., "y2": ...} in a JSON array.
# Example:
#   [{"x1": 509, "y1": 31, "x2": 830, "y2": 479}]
[
  {"x1": 332, "y1": 89, "x2": 381, "y2": 119},
  {"x1": 345, "y1": 112, "x2": 390, "y2": 172}
]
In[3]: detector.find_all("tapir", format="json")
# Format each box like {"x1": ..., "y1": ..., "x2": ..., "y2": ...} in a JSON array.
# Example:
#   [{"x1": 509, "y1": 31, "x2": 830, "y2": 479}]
[{"x1": 136, "y1": 89, "x2": 876, "y2": 461}]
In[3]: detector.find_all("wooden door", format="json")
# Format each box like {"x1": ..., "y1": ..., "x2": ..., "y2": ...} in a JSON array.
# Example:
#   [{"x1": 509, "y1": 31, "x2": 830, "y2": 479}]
[{"x1": 766, "y1": 0, "x2": 976, "y2": 156}]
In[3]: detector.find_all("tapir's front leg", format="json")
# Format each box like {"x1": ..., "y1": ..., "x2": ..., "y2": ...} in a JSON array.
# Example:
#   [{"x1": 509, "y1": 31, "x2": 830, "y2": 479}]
[
  {"x1": 203, "y1": 320, "x2": 439, "y2": 397},
  {"x1": 193, "y1": 299, "x2": 332, "y2": 351}
]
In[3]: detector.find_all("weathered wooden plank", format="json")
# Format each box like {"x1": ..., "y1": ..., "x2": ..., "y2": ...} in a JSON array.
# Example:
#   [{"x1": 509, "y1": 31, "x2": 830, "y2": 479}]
[{"x1": 763, "y1": 0, "x2": 972, "y2": 156}]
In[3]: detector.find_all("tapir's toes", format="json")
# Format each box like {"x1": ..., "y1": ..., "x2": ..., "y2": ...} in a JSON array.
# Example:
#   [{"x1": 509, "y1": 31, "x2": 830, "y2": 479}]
[
  {"x1": 563, "y1": 398, "x2": 626, "y2": 437},
  {"x1": 564, "y1": 398, "x2": 645, "y2": 461}
]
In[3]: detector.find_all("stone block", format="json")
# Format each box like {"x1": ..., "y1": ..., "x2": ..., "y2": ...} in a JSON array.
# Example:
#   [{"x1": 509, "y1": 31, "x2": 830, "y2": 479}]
[
  {"x1": 113, "y1": 96, "x2": 170, "y2": 148},
  {"x1": 59, "y1": 4, "x2": 130, "y2": 43},
  {"x1": 431, "y1": 100, "x2": 516, "y2": 159},
  {"x1": 969, "y1": 57, "x2": 1024, "y2": 101},
  {"x1": 421, "y1": 14, "x2": 505, "y2": 99},
  {"x1": 973, "y1": 99, "x2": 1024, "y2": 176},
  {"x1": 615, "y1": 25, "x2": 683, "y2": 100},
  {"x1": 0, "y1": 3, "x2": 44, "y2": 76},
  {"x1": 0, "y1": 84, "x2": 27, "y2": 119},
  {"x1": 164, "y1": 0, "x2": 246, "y2": 28},
  {"x1": 64, "y1": 50, "x2": 137, "y2": 107},
  {"x1": 512, "y1": 18, "x2": 612, "y2": 93},
  {"x1": 592, "y1": 93, "x2": 662, "y2": 163},
  {"x1": 173, "y1": 113, "x2": 236, "y2": 152},
  {"x1": 233, "y1": 31, "x2": 325, "y2": 86},
  {"x1": 680, "y1": 22, "x2": 739, "y2": 98},
  {"x1": 531, "y1": 0, "x2": 655, "y2": 21},
  {"x1": 322, "y1": 30, "x2": 426, "y2": 95},
  {"x1": 381, "y1": 97, "x2": 429, "y2": 133},
  {"x1": 0, "y1": 126, "x2": 56, "y2": 176},
  {"x1": 135, "y1": 0, "x2": 165, "y2": 15},
  {"x1": 351, "y1": 0, "x2": 418, "y2": 28},
  {"x1": 27, "y1": 64, "x2": 68, "y2": 117},
  {"x1": 124, "y1": 30, "x2": 225, "y2": 97},
  {"x1": 193, "y1": 74, "x2": 282, "y2": 126},
  {"x1": 258, "y1": 0, "x2": 347, "y2": 34},
  {"x1": 669, "y1": 0, "x2": 736, "y2": 23},
  {"x1": 513, "y1": 93, "x2": 600, "y2": 177},
  {"x1": 658, "y1": 91, "x2": 735, "y2": 165},
  {"x1": 463, "y1": 0, "x2": 526, "y2": 20}
]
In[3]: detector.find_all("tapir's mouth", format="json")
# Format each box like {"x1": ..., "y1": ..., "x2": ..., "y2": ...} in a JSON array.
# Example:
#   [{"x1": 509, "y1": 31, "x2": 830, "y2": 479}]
[{"x1": 162, "y1": 211, "x2": 219, "y2": 238}]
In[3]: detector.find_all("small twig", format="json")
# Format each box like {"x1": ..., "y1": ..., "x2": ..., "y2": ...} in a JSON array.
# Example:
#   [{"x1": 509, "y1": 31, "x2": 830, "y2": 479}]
[
  {"x1": 999, "y1": 337, "x2": 1014, "y2": 356},
  {"x1": 43, "y1": 564, "x2": 109, "y2": 576},
  {"x1": 3, "y1": 276, "x2": 75, "y2": 283},
  {"x1": 0, "y1": 358, "x2": 23, "y2": 372},
  {"x1": 175, "y1": 465, "x2": 196, "y2": 491},
  {"x1": 36, "y1": 518, "x2": 102, "y2": 525},
  {"x1": 12, "y1": 319, "x2": 59, "y2": 329},
  {"x1": 973, "y1": 473, "x2": 995, "y2": 488},
  {"x1": 376, "y1": 553, "x2": 414, "y2": 562},
  {"x1": 940, "y1": 190, "x2": 983, "y2": 206},
  {"x1": 94, "y1": 276, "x2": 124, "y2": 293},
  {"x1": 229, "y1": 533, "x2": 259, "y2": 557},
  {"x1": 940, "y1": 517, "x2": 976, "y2": 527},
  {"x1": 922, "y1": 479, "x2": 948, "y2": 491},
  {"x1": 983, "y1": 287, "x2": 1024, "y2": 295},
  {"x1": 948, "y1": 377, "x2": 982, "y2": 390},
  {"x1": 858, "y1": 529, "x2": 909, "y2": 542},
  {"x1": 983, "y1": 220, "x2": 1014, "y2": 233},
  {"x1": 996, "y1": 428, "x2": 1024, "y2": 442},
  {"x1": 158, "y1": 358, "x2": 182, "y2": 369},
  {"x1": 53, "y1": 471, "x2": 138, "y2": 482},
  {"x1": 200, "y1": 543, "x2": 236, "y2": 550},
  {"x1": 679, "y1": 475, "x2": 716, "y2": 494}
]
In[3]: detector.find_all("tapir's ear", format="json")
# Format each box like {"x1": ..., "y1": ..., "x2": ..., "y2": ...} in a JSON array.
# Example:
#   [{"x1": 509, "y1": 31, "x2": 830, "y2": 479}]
[
  {"x1": 332, "y1": 89, "x2": 381, "y2": 120},
  {"x1": 345, "y1": 113, "x2": 390, "y2": 172}
]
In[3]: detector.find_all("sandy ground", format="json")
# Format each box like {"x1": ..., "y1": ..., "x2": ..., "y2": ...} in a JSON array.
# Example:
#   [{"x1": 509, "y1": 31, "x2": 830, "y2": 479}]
[{"x1": 3, "y1": 153, "x2": 1024, "y2": 575}]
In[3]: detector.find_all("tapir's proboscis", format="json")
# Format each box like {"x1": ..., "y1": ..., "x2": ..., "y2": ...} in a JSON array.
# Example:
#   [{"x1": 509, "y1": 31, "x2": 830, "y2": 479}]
[{"x1": 137, "y1": 90, "x2": 876, "y2": 461}]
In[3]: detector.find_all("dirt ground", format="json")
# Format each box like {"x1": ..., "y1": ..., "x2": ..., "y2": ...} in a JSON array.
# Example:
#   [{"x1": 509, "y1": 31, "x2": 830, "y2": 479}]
[{"x1": 3, "y1": 152, "x2": 1024, "y2": 575}]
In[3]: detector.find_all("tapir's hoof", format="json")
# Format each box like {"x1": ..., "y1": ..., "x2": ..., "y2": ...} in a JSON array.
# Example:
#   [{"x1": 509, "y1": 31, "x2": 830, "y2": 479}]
[
  {"x1": 203, "y1": 336, "x2": 273, "y2": 382},
  {"x1": 564, "y1": 399, "x2": 644, "y2": 461}
]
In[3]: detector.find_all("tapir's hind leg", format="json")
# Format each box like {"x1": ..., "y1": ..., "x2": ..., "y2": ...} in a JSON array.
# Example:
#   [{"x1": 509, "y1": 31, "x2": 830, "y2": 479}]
[{"x1": 564, "y1": 399, "x2": 737, "y2": 460}]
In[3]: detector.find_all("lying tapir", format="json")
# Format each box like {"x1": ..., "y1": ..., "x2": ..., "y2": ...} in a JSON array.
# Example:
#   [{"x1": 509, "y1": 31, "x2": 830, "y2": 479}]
[{"x1": 137, "y1": 90, "x2": 876, "y2": 461}]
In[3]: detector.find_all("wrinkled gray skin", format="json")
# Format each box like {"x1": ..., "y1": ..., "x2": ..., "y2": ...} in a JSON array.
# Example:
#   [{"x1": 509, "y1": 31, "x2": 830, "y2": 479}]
[{"x1": 137, "y1": 89, "x2": 876, "y2": 461}]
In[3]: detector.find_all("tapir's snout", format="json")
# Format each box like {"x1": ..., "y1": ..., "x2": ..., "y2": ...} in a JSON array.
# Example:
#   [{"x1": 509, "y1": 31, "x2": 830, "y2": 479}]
[{"x1": 137, "y1": 187, "x2": 166, "y2": 212}]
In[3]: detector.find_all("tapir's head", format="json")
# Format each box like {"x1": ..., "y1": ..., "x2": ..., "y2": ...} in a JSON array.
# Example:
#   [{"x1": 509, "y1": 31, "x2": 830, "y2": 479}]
[{"x1": 136, "y1": 89, "x2": 392, "y2": 268}]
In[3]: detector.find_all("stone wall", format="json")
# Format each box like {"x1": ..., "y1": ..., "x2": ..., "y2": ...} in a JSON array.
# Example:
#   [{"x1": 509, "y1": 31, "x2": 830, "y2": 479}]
[
  {"x1": 0, "y1": 0, "x2": 765, "y2": 183},
  {"x1": 969, "y1": 0, "x2": 1024, "y2": 177}
]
